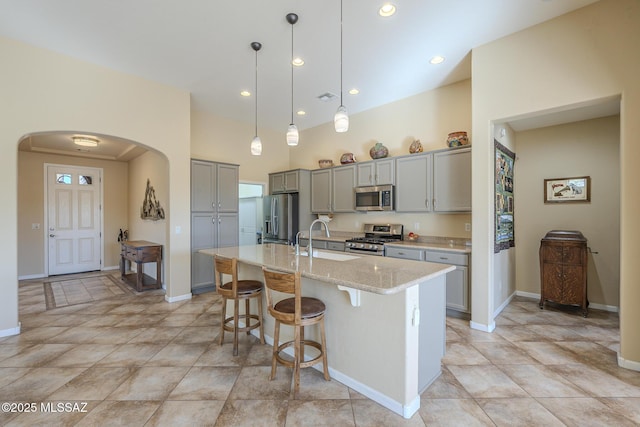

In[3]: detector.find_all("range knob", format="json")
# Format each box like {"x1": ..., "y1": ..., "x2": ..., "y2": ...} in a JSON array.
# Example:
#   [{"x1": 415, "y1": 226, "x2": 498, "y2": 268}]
[{"x1": 358, "y1": 243, "x2": 365, "y2": 249}]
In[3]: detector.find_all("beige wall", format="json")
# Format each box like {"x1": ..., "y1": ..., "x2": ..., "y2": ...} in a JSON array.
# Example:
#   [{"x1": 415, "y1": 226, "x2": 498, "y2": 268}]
[
  {"x1": 191, "y1": 108, "x2": 289, "y2": 184},
  {"x1": 128, "y1": 150, "x2": 169, "y2": 283},
  {"x1": 472, "y1": 0, "x2": 640, "y2": 366},
  {"x1": 293, "y1": 79, "x2": 472, "y2": 237},
  {"x1": 1, "y1": 36, "x2": 191, "y2": 334},
  {"x1": 17, "y1": 151, "x2": 129, "y2": 276},
  {"x1": 515, "y1": 116, "x2": 620, "y2": 308}
]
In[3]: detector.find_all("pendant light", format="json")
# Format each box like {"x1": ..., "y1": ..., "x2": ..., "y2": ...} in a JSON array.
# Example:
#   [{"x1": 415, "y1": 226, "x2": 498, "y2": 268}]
[
  {"x1": 250, "y1": 42, "x2": 263, "y2": 155},
  {"x1": 286, "y1": 13, "x2": 299, "y2": 146},
  {"x1": 334, "y1": 0, "x2": 349, "y2": 133}
]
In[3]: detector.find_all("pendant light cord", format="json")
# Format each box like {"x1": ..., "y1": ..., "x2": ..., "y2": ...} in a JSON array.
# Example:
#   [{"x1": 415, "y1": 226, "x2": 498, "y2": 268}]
[
  {"x1": 340, "y1": 0, "x2": 343, "y2": 106},
  {"x1": 291, "y1": 20, "x2": 294, "y2": 124},
  {"x1": 255, "y1": 48, "x2": 258, "y2": 137}
]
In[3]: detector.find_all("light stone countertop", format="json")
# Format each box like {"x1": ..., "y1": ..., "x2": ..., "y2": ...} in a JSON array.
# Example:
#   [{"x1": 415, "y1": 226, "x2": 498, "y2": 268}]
[
  {"x1": 384, "y1": 240, "x2": 471, "y2": 254},
  {"x1": 199, "y1": 243, "x2": 454, "y2": 295}
]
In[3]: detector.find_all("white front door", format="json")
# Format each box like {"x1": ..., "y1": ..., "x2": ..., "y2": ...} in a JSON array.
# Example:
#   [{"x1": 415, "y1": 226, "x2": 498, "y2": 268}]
[{"x1": 47, "y1": 165, "x2": 102, "y2": 275}]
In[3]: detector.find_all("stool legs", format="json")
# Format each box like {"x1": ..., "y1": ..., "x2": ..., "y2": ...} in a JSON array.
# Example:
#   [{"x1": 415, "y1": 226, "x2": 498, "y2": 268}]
[
  {"x1": 271, "y1": 319, "x2": 281, "y2": 380},
  {"x1": 219, "y1": 295, "x2": 265, "y2": 357}
]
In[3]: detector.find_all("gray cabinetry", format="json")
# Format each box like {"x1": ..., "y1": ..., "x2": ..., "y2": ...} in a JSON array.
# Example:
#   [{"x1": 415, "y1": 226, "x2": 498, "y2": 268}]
[
  {"x1": 357, "y1": 158, "x2": 395, "y2": 186},
  {"x1": 386, "y1": 245, "x2": 470, "y2": 316},
  {"x1": 433, "y1": 147, "x2": 471, "y2": 212},
  {"x1": 332, "y1": 164, "x2": 356, "y2": 212},
  {"x1": 424, "y1": 250, "x2": 470, "y2": 315},
  {"x1": 191, "y1": 159, "x2": 239, "y2": 293},
  {"x1": 312, "y1": 164, "x2": 357, "y2": 213},
  {"x1": 395, "y1": 147, "x2": 471, "y2": 213},
  {"x1": 298, "y1": 238, "x2": 345, "y2": 252},
  {"x1": 395, "y1": 153, "x2": 432, "y2": 212},
  {"x1": 269, "y1": 169, "x2": 301, "y2": 193},
  {"x1": 311, "y1": 169, "x2": 332, "y2": 213}
]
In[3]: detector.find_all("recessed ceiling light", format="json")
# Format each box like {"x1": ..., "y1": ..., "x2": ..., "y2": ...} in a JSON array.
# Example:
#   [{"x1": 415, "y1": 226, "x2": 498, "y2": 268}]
[
  {"x1": 379, "y1": 3, "x2": 396, "y2": 17},
  {"x1": 297, "y1": 110, "x2": 306, "y2": 116},
  {"x1": 72, "y1": 136, "x2": 99, "y2": 147},
  {"x1": 240, "y1": 90, "x2": 251, "y2": 97},
  {"x1": 292, "y1": 57, "x2": 305, "y2": 66},
  {"x1": 348, "y1": 88, "x2": 360, "y2": 95},
  {"x1": 429, "y1": 55, "x2": 445, "y2": 64}
]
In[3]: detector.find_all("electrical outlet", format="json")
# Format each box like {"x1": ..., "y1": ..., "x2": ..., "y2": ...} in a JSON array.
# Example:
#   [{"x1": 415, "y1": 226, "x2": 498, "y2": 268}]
[
  {"x1": 414, "y1": 223, "x2": 420, "y2": 230},
  {"x1": 465, "y1": 223, "x2": 471, "y2": 232}
]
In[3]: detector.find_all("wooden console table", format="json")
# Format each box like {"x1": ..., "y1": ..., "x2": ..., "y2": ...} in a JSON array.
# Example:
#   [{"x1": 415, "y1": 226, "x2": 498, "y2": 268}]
[{"x1": 120, "y1": 240, "x2": 162, "y2": 291}]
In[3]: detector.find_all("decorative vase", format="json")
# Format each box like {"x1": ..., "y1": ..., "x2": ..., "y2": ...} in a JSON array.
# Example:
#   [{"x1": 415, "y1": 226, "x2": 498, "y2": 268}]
[
  {"x1": 409, "y1": 139, "x2": 423, "y2": 154},
  {"x1": 318, "y1": 159, "x2": 334, "y2": 168},
  {"x1": 340, "y1": 153, "x2": 356, "y2": 164},
  {"x1": 369, "y1": 142, "x2": 389, "y2": 159},
  {"x1": 446, "y1": 131, "x2": 469, "y2": 147}
]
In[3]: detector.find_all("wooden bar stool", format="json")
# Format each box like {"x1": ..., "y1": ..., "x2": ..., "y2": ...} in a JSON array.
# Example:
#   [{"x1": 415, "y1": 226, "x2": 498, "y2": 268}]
[
  {"x1": 214, "y1": 255, "x2": 265, "y2": 356},
  {"x1": 262, "y1": 267, "x2": 330, "y2": 396}
]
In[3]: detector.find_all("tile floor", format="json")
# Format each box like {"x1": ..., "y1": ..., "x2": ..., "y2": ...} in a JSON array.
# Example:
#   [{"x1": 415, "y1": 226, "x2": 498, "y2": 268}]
[{"x1": 1, "y1": 272, "x2": 639, "y2": 426}]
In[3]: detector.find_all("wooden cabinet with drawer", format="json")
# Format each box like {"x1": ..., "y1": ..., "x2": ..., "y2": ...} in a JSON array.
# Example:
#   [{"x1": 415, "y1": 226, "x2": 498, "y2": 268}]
[{"x1": 539, "y1": 230, "x2": 588, "y2": 317}]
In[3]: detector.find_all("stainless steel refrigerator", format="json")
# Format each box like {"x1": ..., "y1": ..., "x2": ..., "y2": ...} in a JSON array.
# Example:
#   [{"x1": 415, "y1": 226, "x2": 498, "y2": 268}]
[{"x1": 263, "y1": 193, "x2": 299, "y2": 245}]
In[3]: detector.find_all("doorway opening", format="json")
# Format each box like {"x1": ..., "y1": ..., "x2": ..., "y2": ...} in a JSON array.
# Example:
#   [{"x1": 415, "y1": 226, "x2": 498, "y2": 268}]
[
  {"x1": 239, "y1": 183, "x2": 264, "y2": 246},
  {"x1": 45, "y1": 163, "x2": 103, "y2": 276}
]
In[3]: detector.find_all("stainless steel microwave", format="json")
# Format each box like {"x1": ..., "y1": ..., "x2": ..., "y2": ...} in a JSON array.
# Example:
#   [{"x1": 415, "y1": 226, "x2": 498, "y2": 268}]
[{"x1": 355, "y1": 185, "x2": 394, "y2": 211}]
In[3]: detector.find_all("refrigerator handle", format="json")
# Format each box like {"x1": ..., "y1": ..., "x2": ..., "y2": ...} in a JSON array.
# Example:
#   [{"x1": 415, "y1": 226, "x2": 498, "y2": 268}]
[{"x1": 273, "y1": 198, "x2": 278, "y2": 235}]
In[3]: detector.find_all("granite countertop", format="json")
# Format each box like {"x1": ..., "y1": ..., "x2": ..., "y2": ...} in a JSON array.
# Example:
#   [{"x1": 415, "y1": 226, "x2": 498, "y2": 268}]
[
  {"x1": 199, "y1": 244, "x2": 454, "y2": 295},
  {"x1": 384, "y1": 240, "x2": 471, "y2": 254}
]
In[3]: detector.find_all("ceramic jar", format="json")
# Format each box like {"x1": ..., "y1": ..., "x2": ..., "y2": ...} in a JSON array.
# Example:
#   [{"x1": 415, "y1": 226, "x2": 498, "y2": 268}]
[
  {"x1": 340, "y1": 153, "x2": 356, "y2": 164},
  {"x1": 369, "y1": 142, "x2": 389, "y2": 159},
  {"x1": 318, "y1": 159, "x2": 334, "y2": 168},
  {"x1": 446, "y1": 131, "x2": 469, "y2": 147},
  {"x1": 409, "y1": 139, "x2": 423, "y2": 154}
]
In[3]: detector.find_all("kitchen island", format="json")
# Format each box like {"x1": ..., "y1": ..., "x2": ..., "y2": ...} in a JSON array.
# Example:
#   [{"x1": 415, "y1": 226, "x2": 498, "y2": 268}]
[{"x1": 200, "y1": 243, "x2": 454, "y2": 418}]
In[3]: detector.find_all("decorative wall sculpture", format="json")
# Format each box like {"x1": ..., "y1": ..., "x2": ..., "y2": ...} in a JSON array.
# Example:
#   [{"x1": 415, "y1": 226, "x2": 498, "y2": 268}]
[
  {"x1": 495, "y1": 139, "x2": 515, "y2": 253},
  {"x1": 140, "y1": 178, "x2": 165, "y2": 221}
]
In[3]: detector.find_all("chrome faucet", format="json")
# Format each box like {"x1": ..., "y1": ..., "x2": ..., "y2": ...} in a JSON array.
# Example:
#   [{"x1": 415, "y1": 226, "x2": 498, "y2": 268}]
[
  {"x1": 308, "y1": 219, "x2": 330, "y2": 257},
  {"x1": 294, "y1": 230, "x2": 304, "y2": 255}
]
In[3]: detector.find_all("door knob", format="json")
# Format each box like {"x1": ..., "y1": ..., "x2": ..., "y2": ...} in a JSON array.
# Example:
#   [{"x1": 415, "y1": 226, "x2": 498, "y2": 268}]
[{"x1": 49, "y1": 234, "x2": 56, "y2": 237}]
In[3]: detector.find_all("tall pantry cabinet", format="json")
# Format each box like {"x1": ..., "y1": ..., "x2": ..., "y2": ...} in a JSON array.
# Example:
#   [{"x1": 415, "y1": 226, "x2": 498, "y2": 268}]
[{"x1": 191, "y1": 159, "x2": 239, "y2": 294}]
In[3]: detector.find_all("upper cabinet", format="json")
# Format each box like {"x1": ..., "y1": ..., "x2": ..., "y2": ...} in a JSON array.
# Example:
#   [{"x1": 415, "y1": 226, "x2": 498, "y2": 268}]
[
  {"x1": 395, "y1": 147, "x2": 471, "y2": 213},
  {"x1": 270, "y1": 169, "x2": 301, "y2": 193},
  {"x1": 311, "y1": 168, "x2": 332, "y2": 213},
  {"x1": 191, "y1": 160, "x2": 238, "y2": 213},
  {"x1": 357, "y1": 158, "x2": 395, "y2": 186},
  {"x1": 433, "y1": 147, "x2": 471, "y2": 212},
  {"x1": 311, "y1": 165, "x2": 357, "y2": 213},
  {"x1": 395, "y1": 153, "x2": 432, "y2": 212},
  {"x1": 332, "y1": 164, "x2": 357, "y2": 213}
]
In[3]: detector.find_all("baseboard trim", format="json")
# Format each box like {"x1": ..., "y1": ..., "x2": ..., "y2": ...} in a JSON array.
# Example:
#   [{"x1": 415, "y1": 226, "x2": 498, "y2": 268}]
[
  {"x1": 470, "y1": 320, "x2": 496, "y2": 333},
  {"x1": 618, "y1": 354, "x2": 640, "y2": 372},
  {"x1": 18, "y1": 274, "x2": 46, "y2": 280},
  {"x1": 494, "y1": 292, "x2": 516, "y2": 318},
  {"x1": 0, "y1": 323, "x2": 21, "y2": 338},
  {"x1": 515, "y1": 291, "x2": 619, "y2": 313},
  {"x1": 252, "y1": 328, "x2": 420, "y2": 419},
  {"x1": 165, "y1": 293, "x2": 192, "y2": 303}
]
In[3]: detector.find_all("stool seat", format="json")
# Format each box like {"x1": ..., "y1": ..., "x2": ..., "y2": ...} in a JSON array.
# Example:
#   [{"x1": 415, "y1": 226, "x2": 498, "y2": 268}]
[
  {"x1": 220, "y1": 279, "x2": 263, "y2": 295},
  {"x1": 274, "y1": 297, "x2": 326, "y2": 319}
]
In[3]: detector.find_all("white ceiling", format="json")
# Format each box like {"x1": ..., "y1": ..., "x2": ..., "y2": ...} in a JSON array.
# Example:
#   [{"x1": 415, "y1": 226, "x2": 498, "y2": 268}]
[{"x1": 3, "y1": 0, "x2": 604, "y2": 158}]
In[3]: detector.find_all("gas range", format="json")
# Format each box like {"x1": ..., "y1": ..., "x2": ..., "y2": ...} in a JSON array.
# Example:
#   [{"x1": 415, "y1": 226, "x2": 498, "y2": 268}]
[{"x1": 345, "y1": 223, "x2": 404, "y2": 256}]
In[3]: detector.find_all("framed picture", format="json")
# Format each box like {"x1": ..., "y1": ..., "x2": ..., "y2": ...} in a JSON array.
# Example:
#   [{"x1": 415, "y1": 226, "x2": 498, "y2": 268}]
[
  {"x1": 544, "y1": 176, "x2": 591, "y2": 203},
  {"x1": 495, "y1": 140, "x2": 515, "y2": 253}
]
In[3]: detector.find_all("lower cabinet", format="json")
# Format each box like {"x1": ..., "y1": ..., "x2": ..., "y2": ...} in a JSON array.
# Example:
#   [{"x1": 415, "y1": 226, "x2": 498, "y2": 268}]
[
  {"x1": 298, "y1": 239, "x2": 344, "y2": 252},
  {"x1": 385, "y1": 246, "x2": 470, "y2": 316}
]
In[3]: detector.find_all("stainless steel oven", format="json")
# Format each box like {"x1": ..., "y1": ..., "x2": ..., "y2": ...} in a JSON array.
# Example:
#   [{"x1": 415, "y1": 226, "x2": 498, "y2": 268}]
[
  {"x1": 354, "y1": 185, "x2": 394, "y2": 211},
  {"x1": 345, "y1": 223, "x2": 403, "y2": 256}
]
